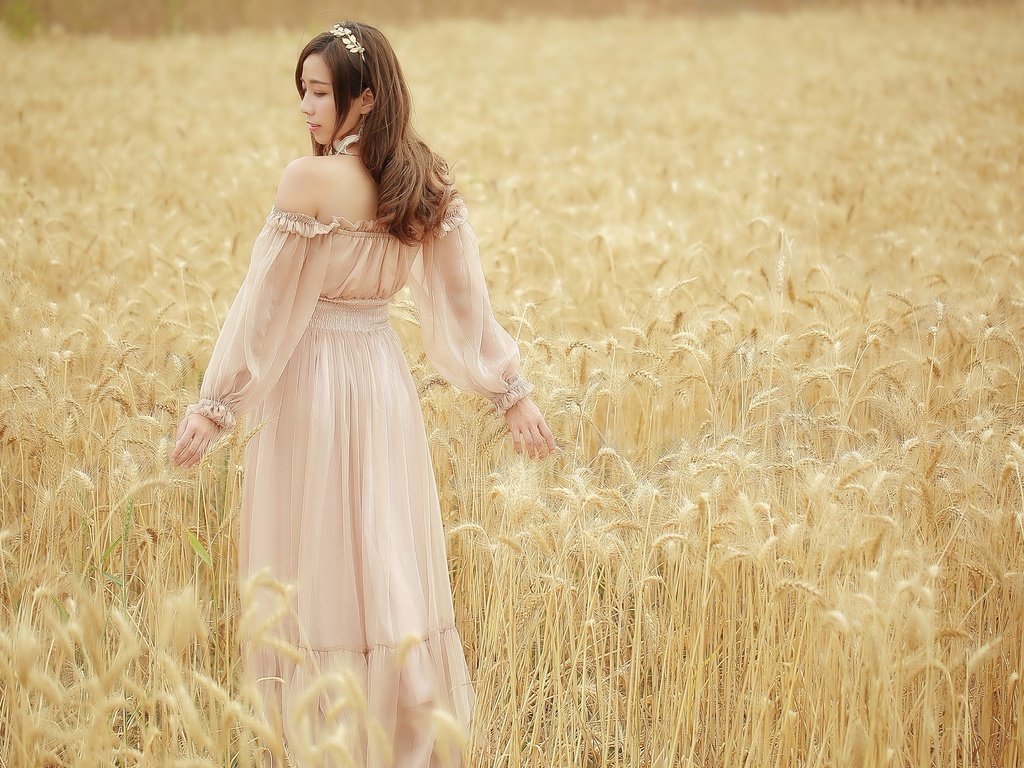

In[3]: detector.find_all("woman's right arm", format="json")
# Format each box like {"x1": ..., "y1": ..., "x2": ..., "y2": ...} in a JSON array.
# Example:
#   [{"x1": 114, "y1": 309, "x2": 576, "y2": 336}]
[{"x1": 171, "y1": 188, "x2": 334, "y2": 468}]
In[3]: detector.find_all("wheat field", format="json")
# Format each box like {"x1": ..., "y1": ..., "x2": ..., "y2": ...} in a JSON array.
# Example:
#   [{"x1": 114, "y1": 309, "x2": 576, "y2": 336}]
[{"x1": 1, "y1": 4, "x2": 1022, "y2": 767}]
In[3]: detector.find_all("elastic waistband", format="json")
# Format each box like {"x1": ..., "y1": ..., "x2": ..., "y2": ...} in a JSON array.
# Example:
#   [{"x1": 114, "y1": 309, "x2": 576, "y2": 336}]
[{"x1": 309, "y1": 297, "x2": 391, "y2": 332}]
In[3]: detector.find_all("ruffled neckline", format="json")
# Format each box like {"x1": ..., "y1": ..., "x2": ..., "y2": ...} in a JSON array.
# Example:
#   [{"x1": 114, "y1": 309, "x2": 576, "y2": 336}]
[{"x1": 267, "y1": 205, "x2": 389, "y2": 237}]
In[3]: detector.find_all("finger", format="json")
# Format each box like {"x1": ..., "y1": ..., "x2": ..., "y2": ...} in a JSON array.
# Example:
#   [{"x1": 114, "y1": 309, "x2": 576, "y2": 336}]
[
  {"x1": 541, "y1": 423, "x2": 556, "y2": 452},
  {"x1": 540, "y1": 426, "x2": 552, "y2": 457},
  {"x1": 183, "y1": 437, "x2": 204, "y2": 466},
  {"x1": 173, "y1": 434, "x2": 198, "y2": 467},
  {"x1": 529, "y1": 426, "x2": 544, "y2": 458},
  {"x1": 526, "y1": 432, "x2": 537, "y2": 458}
]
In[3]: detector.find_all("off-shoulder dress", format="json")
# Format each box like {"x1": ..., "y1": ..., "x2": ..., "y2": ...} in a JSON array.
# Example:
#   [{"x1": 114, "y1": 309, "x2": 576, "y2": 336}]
[{"x1": 184, "y1": 195, "x2": 533, "y2": 767}]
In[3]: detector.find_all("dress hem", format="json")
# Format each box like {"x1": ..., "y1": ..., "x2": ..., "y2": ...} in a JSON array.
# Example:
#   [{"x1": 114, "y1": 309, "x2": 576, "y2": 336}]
[{"x1": 241, "y1": 622, "x2": 476, "y2": 724}]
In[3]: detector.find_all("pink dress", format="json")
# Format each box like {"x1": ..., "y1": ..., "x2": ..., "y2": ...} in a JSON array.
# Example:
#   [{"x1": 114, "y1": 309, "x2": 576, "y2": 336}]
[{"x1": 185, "y1": 195, "x2": 533, "y2": 767}]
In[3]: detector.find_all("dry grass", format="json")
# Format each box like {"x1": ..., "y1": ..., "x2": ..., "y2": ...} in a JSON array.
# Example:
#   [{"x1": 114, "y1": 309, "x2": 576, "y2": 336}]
[{"x1": 1, "y1": 4, "x2": 1023, "y2": 767}]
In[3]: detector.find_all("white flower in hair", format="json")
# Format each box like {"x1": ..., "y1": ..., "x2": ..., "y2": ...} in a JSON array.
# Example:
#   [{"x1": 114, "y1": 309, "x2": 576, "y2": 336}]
[{"x1": 329, "y1": 23, "x2": 366, "y2": 58}]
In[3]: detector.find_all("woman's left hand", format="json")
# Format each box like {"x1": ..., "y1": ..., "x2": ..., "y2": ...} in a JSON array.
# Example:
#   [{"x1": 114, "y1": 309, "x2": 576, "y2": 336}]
[{"x1": 170, "y1": 412, "x2": 223, "y2": 468}]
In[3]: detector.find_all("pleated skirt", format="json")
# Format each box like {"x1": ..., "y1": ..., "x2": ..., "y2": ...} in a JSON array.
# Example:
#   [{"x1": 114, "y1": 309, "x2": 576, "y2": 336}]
[{"x1": 237, "y1": 297, "x2": 476, "y2": 768}]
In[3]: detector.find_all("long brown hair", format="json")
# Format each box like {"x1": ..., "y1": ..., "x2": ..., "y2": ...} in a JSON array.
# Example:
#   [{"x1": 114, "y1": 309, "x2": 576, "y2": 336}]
[{"x1": 295, "y1": 22, "x2": 459, "y2": 246}]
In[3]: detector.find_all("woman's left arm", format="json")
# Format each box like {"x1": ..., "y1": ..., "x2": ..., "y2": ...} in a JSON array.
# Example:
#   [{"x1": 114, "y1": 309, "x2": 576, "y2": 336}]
[{"x1": 406, "y1": 195, "x2": 556, "y2": 460}]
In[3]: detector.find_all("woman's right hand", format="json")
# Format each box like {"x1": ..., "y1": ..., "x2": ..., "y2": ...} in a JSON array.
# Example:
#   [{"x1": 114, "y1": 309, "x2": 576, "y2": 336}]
[
  {"x1": 504, "y1": 397, "x2": 557, "y2": 459},
  {"x1": 170, "y1": 412, "x2": 223, "y2": 469}
]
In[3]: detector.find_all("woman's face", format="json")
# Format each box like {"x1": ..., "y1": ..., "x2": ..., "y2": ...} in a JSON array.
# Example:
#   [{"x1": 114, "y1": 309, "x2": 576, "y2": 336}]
[{"x1": 299, "y1": 53, "x2": 365, "y2": 149}]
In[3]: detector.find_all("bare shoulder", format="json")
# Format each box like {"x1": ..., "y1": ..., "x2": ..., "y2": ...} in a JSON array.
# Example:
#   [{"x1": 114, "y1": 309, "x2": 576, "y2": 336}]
[
  {"x1": 274, "y1": 156, "x2": 322, "y2": 218},
  {"x1": 275, "y1": 155, "x2": 378, "y2": 222}
]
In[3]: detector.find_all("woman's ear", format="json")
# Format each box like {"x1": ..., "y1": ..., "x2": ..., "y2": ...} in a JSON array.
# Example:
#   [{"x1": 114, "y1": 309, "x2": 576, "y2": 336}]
[{"x1": 361, "y1": 87, "x2": 375, "y2": 113}]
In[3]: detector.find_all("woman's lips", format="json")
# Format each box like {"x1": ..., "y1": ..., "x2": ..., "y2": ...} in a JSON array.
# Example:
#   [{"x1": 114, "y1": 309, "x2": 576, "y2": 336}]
[{"x1": 308, "y1": 123, "x2": 321, "y2": 132}]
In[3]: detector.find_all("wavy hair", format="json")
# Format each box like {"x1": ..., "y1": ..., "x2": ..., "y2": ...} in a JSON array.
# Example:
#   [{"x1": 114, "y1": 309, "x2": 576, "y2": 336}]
[{"x1": 295, "y1": 22, "x2": 459, "y2": 245}]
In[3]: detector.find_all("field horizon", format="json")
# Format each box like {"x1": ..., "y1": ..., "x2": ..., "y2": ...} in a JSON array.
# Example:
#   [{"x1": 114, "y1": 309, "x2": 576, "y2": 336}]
[{"x1": 4, "y1": 0, "x2": 1018, "y2": 38}]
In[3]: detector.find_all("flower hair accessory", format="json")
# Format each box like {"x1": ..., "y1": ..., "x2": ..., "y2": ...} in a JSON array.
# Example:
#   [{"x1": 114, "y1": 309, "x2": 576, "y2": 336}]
[{"x1": 330, "y1": 24, "x2": 366, "y2": 61}]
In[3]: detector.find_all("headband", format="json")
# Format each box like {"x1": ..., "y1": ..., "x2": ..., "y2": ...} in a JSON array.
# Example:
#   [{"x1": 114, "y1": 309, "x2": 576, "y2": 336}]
[{"x1": 329, "y1": 24, "x2": 366, "y2": 62}]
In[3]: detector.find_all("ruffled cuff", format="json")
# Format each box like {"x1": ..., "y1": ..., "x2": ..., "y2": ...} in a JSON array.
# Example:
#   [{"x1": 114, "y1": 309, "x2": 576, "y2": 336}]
[
  {"x1": 185, "y1": 398, "x2": 236, "y2": 431},
  {"x1": 490, "y1": 373, "x2": 535, "y2": 417}
]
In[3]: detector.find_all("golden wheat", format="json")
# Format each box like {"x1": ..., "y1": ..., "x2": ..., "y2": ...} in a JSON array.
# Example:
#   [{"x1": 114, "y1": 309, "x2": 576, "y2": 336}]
[{"x1": 1, "y1": 4, "x2": 1023, "y2": 767}]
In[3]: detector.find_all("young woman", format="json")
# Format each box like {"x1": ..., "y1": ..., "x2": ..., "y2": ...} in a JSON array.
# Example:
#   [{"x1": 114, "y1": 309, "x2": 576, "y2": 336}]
[{"x1": 169, "y1": 20, "x2": 556, "y2": 767}]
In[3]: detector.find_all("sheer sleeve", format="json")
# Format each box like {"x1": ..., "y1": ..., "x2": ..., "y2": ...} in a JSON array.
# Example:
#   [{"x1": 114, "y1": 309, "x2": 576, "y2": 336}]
[
  {"x1": 183, "y1": 207, "x2": 333, "y2": 431},
  {"x1": 406, "y1": 195, "x2": 534, "y2": 417}
]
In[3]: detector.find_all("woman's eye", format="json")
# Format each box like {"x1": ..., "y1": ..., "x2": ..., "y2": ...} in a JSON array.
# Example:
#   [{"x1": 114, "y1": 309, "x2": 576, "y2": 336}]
[{"x1": 314, "y1": 92, "x2": 327, "y2": 97}]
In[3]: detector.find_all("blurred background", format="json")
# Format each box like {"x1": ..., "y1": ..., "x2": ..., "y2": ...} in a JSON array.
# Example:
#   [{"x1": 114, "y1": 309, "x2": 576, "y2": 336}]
[
  {"x1": 2, "y1": 0, "x2": 1022, "y2": 766},
  {"x1": 0, "y1": 0, "x2": 1015, "y2": 36}
]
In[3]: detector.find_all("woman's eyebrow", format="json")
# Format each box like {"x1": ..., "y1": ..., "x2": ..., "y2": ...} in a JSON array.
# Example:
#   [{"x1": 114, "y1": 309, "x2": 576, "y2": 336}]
[{"x1": 301, "y1": 78, "x2": 331, "y2": 86}]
